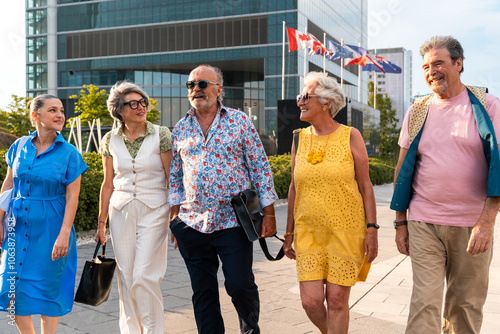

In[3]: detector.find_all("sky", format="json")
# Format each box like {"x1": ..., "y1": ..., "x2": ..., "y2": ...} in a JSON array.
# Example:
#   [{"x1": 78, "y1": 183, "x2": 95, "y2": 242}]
[{"x1": 1, "y1": 1, "x2": 500, "y2": 109}]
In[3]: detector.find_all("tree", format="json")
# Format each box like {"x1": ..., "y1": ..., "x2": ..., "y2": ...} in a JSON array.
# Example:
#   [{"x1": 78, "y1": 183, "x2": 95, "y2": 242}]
[
  {"x1": 69, "y1": 84, "x2": 161, "y2": 126},
  {"x1": 368, "y1": 81, "x2": 400, "y2": 158},
  {"x1": 0, "y1": 95, "x2": 34, "y2": 137},
  {"x1": 69, "y1": 84, "x2": 111, "y2": 126}
]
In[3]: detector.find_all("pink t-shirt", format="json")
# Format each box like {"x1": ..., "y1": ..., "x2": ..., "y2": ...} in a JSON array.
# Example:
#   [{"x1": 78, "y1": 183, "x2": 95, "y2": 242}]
[{"x1": 399, "y1": 88, "x2": 500, "y2": 227}]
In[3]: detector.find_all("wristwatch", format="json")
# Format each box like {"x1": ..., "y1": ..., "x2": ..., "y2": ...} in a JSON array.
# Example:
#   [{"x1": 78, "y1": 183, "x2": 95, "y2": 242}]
[
  {"x1": 393, "y1": 220, "x2": 408, "y2": 229},
  {"x1": 367, "y1": 223, "x2": 380, "y2": 229}
]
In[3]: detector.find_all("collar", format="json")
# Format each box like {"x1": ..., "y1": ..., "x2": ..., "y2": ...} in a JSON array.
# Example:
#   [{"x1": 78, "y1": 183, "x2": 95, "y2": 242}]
[
  {"x1": 29, "y1": 131, "x2": 65, "y2": 144},
  {"x1": 113, "y1": 121, "x2": 155, "y2": 139},
  {"x1": 186, "y1": 102, "x2": 228, "y2": 119}
]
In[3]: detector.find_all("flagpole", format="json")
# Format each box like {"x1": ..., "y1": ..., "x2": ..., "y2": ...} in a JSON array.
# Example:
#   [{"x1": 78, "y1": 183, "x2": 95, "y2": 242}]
[
  {"x1": 323, "y1": 33, "x2": 326, "y2": 73},
  {"x1": 304, "y1": 27, "x2": 308, "y2": 78},
  {"x1": 374, "y1": 48, "x2": 377, "y2": 109},
  {"x1": 282, "y1": 21, "x2": 286, "y2": 100},
  {"x1": 358, "y1": 42, "x2": 361, "y2": 102},
  {"x1": 340, "y1": 39, "x2": 344, "y2": 91}
]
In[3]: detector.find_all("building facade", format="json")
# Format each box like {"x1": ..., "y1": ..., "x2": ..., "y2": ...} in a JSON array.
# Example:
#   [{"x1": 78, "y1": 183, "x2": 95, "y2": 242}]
[
  {"x1": 367, "y1": 47, "x2": 412, "y2": 127},
  {"x1": 26, "y1": 0, "x2": 369, "y2": 151}
]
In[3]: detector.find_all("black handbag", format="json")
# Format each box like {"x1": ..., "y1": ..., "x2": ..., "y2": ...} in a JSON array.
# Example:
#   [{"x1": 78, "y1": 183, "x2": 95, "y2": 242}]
[
  {"x1": 230, "y1": 189, "x2": 285, "y2": 261},
  {"x1": 74, "y1": 241, "x2": 117, "y2": 306}
]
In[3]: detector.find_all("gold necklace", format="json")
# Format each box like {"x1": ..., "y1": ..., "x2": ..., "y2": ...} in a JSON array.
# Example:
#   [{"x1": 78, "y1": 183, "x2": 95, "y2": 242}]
[{"x1": 307, "y1": 123, "x2": 335, "y2": 165}]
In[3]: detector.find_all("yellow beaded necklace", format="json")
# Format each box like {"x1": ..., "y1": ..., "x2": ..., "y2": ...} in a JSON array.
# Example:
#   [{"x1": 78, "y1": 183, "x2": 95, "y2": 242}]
[{"x1": 307, "y1": 122, "x2": 335, "y2": 165}]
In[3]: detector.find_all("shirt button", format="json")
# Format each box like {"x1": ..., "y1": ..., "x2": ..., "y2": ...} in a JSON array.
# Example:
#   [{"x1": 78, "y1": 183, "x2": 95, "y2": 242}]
[
  {"x1": 27, "y1": 194, "x2": 30, "y2": 197},
  {"x1": 28, "y1": 167, "x2": 31, "y2": 170},
  {"x1": 27, "y1": 180, "x2": 30, "y2": 184},
  {"x1": 37, "y1": 156, "x2": 40, "y2": 159},
  {"x1": 19, "y1": 263, "x2": 22, "y2": 266},
  {"x1": 133, "y1": 171, "x2": 136, "y2": 174},
  {"x1": 132, "y1": 160, "x2": 135, "y2": 163},
  {"x1": 25, "y1": 208, "x2": 28, "y2": 211},
  {"x1": 133, "y1": 194, "x2": 136, "y2": 197},
  {"x1": 23, "y1": 248, "x2": 26, "y2": 251},
  {"x1": 132, "y1": 182, "x2": 136, "y2": 186}
]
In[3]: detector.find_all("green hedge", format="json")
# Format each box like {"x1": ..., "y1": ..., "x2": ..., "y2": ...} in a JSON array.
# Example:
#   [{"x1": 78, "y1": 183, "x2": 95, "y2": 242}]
[{"x1": 0, "y1": 151, "x2": 396, "y2": 231}]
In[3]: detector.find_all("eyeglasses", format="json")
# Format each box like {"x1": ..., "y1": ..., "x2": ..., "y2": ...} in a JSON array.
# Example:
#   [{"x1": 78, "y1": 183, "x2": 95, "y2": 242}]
[
  {"x1": 186, "y1": 80, "x2": 219, "y2": 90},
  {"x1": 296, "y1": 92, "x2": 319, "y2": 105},
  {"x1": 123, "y1": 97, "x2": 149, "y2": 109}
]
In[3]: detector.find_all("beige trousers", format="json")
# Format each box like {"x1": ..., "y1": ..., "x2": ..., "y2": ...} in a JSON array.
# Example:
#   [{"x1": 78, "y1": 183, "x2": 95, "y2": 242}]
[
  {"x1": 109, "y1": 199, "x2": 169, "y2": 334},
  {"x1": 406, "y1": 220, "x2": 493, "y2": 334}
]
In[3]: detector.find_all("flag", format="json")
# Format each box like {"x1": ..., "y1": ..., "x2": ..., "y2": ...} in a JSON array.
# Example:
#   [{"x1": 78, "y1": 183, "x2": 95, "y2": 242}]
[
  {"x1": 345, "y1": 44, "x2": 368, "y2": 58},
  {"x1": 286, "y1": 27, "x2": 315, "y2": 52},
  {"x1": 363, "y1": 55, "x2": 402, "y2": 73},
  {"x1": 326, "y1": 39, "x2": 353, "y2": 60},
  {"x1": 346, "y1": 54, "x2": 385, "y2": 72},
  {"x1": 307, "y1": 33, "x2": 329, "y2": 56}
]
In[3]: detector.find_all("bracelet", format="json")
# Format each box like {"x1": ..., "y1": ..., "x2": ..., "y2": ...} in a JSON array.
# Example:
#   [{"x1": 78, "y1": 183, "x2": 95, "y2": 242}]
[
  {"x1": 98, "y1": 220, "x2": 106, "y2": 226},
  {"x1": 283, "y1": 232, "x2": 294, "y2": 238},
  {"x1": 264, "y1": 215, "x2": 275, "y2": 218}
]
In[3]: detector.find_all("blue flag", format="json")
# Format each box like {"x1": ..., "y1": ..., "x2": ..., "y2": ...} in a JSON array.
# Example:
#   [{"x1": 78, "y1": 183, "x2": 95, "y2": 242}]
[{"x1": 326, "y1": 39, "x2": 353, "y2": 60}]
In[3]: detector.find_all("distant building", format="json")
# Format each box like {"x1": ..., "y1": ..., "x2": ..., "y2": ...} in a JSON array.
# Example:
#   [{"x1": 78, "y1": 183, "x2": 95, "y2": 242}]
[{"x1": 368, "y1": 48, "x2": 412, "y2": 127}]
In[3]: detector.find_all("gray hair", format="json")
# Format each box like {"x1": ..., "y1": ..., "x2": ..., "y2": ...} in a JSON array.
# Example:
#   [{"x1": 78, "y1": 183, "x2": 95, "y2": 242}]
[
  {"x1": 28, "y1": 94, "x2": 60, "y2": 126},
  {"x1": 107, "y1": 81, "x2": 151, "y2": 123},
  {"x1": 191, "y1": 64, "x2": 225, "y2": 102},
  {"x1": 304, "y1": 71, "x2": 345, "y2": 117},
  {"x1": 420, "y1": 36, "x2": 464, "y2": 74}
]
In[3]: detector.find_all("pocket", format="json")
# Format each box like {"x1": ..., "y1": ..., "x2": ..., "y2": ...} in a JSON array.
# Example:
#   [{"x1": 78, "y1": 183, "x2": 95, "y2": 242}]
[{"x1": 169, "y1": 216, "x2": 183, "y2": 232}]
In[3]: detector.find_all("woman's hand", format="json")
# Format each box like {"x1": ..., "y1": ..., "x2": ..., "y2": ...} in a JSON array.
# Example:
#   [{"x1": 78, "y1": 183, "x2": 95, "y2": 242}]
[
  {"x1": 283, "y1": 234, "x2": 296, "y2": 260},
  {"x1": 52, "y1": 232, "x2": 70, "y2": 261},
  {"x1": 365, "y1": 229, "x2": 379, "y2": 263},
  {"x1": 95, "y1": 221, "x2": 107, "y2": 245}
]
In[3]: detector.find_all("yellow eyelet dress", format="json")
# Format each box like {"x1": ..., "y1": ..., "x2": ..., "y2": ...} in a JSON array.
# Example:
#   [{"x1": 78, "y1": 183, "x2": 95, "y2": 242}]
[{"x1": 293, "y1": 125, "x2": 370, "y2": 286}]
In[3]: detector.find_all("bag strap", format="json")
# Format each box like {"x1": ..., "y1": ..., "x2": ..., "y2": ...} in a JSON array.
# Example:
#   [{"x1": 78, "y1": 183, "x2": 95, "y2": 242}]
[
  {"x1": 92, "y1": 241, "x2": 107, "y2": 262},
  {"x1": 15, "y1": 136, "x2": 29, "y2": 159},
  {"x1": 292, "y1": 128, "x2": 301, "y2": 152},
  {"x1": 258, "y1": 234, "x2": 285, "y2": 261}
]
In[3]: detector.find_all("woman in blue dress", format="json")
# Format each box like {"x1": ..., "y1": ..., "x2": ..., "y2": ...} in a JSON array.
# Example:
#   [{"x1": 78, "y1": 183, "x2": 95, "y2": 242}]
[{"x1": 0, "y1": 94, "x2": 88, "y2": 333}]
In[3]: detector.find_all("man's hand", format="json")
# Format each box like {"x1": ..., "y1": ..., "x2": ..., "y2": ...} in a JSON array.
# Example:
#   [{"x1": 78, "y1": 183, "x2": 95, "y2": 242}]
[
  {"x1": 260, "y1": 215, "x2": 276, "y2": 238},
  {"x1": 467, "y1": 219, "x2": 494, "y2": 255},
  {"x1": 395, "y1": 225, "x2": 410, "y2": 256}
]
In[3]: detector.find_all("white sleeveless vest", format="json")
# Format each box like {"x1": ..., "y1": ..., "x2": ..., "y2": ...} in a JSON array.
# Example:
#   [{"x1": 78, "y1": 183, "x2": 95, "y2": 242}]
[{"x1": 108, "y1": 124, "x2": 168, "y2": 210}]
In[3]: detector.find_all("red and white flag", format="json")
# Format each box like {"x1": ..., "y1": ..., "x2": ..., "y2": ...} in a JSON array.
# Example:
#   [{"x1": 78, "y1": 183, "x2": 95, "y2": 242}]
[{"x1": 286, "y1": 27, "x2": 315, "y2": 52}]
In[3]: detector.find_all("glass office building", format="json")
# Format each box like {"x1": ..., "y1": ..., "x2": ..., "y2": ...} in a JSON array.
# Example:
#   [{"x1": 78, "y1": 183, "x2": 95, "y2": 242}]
[{"x1": 26, "y1": 0, "x2": 368, "y2": 147}]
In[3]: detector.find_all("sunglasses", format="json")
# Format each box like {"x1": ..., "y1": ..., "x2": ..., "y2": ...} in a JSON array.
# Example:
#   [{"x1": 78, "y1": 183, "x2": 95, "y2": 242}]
[
  {"x1": 123, "y1": 97, "x2": 149, "y2": 110},
  {"x1": 186, "y1": 80, "x2": 219, "y2": 90},
  {"x1": 296, "y1": 92, "x2": 320, "y2": 105}
]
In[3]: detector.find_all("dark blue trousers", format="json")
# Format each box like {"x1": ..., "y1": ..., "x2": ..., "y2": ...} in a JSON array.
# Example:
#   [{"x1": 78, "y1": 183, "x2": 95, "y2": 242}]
[{"x1": 170, "y1": 217, "x2": 260, "y2": 334}]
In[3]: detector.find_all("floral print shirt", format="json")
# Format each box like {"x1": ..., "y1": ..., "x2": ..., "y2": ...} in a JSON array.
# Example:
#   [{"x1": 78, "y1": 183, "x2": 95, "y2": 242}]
[
  {"x1": 100, "y1": 121, "x2": 172, "y2": 158},
  {"x1": 169, "y1": 103, "x2": 278, "y2": 233}
]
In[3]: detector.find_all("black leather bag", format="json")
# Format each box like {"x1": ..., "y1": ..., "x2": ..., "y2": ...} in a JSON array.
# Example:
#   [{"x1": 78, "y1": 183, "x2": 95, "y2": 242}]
[
  {"x1": 230, "y1": 189, "x2": 285, "y2": 261},
  {"x1": 74, "y1": 241, "x2": 117, "y2": 306}
]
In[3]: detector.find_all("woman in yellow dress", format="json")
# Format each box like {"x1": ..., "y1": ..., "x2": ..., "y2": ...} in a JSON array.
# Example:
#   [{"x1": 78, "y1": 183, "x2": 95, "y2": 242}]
[{"x1": 283, "y1": 71, "x2": 378, "y2": 334}]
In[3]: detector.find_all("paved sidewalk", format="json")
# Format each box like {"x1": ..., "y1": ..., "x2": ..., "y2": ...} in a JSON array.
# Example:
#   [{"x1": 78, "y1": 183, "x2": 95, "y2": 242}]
[{"x1": 1, "y1": 183, "x2": 499, "y2": 333}]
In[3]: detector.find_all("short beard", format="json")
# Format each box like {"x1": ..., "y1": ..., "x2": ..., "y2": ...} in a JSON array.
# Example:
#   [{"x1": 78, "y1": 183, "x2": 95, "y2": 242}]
[{"x1": 430, "y1": 80, "x2": 448, "y2": 95}]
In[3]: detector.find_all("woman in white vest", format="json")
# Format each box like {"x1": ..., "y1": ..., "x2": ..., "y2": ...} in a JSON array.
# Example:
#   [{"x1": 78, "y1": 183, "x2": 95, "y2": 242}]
[{"x1": 95, "y1": 81, "x2": 172, "y2": 334}]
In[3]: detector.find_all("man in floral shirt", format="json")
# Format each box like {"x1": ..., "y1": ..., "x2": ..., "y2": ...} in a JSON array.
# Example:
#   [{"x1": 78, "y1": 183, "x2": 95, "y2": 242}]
[{"x1": 168, "y1": 64, "x2": 278, "y2": 334}]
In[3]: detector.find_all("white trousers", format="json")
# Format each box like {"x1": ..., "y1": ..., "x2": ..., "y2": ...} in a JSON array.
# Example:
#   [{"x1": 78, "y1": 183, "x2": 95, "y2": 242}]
[{"x1": 109, "y1": 199, "x2": 169, "y2": 334}]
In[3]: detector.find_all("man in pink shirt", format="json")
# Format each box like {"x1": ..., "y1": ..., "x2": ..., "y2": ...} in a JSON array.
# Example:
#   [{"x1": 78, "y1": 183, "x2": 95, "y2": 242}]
[{"x1": 392, "y1": 36, "x2": 500, "y2": 334}]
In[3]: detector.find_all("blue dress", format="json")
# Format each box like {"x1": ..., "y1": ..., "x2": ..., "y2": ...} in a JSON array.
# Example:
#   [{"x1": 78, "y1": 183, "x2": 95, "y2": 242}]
[{"x1": 0, "y1": 132, "x2": 88, "y2": 316}]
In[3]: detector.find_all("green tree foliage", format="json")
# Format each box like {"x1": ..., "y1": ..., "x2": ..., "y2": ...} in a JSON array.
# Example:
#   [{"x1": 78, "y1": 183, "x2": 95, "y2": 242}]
[
  {"x1": 368, "y1": 81, "x2": 400, "y2": 158},
  {"x1": 0, "y1": 95, "x2": 34, "y2": 137},
  {"x1": 147, "y1": 98, "x2": 161, "y2": 124},
  {"x1": 69, "y1": 84, "x2": 161, "y2": 126},
  {"x1": 69, "y1": 84, "x2": 111, "y2": 126}
]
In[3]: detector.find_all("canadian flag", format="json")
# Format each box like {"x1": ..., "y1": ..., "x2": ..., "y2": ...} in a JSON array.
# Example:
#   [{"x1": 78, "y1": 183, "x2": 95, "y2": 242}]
[{"x1": 286, "y1": 27, "x2": 315, "y2": 52}]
